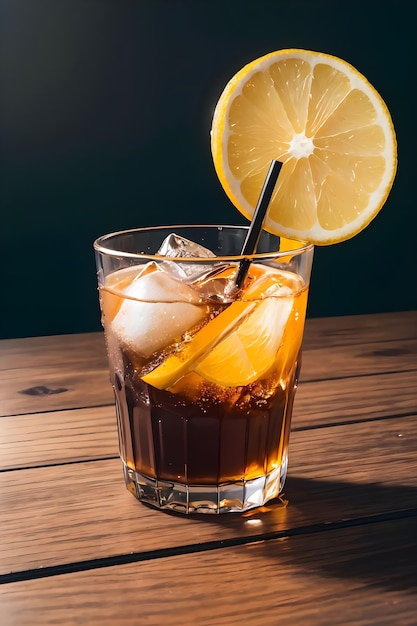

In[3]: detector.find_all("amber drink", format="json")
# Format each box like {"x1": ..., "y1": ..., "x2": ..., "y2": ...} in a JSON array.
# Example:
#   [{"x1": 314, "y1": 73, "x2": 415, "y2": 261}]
[{"x1": 94, "y1": 226, "x2": 313, "y2": 513}]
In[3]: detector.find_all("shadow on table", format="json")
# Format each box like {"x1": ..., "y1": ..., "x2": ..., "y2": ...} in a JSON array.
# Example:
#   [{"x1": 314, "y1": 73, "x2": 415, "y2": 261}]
[{"x1": 188, "y1": 475, "x2": 417, "y2": 593}]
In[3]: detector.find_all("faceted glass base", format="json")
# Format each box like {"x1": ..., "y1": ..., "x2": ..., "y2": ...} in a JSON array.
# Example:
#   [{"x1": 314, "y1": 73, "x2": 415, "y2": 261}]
[{"x1": 122, "y1": 457, "x2": 288, "y2": 514}]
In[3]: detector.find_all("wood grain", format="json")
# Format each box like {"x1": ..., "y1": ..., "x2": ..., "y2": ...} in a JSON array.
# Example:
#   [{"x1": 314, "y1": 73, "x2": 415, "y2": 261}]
[
  {"x1": 1, "y1": 415, "x2": 416, "y2": 575},
  {"x1": 294, "y1": 369, "x2": 417, "y2": 426},
  {"x1": 302, "y1": 310, "x2": 417, "y2": 349},
  {"x1": 1, "y1": 312, "x2": 416, "y2": 418},
  {"x1": 0, "y1": 365, "x2": 113, "y2": 417},
  {"x1": 0, "y1": 333, "x2": 107, "y2": 370},
  {"x1": 1, "y1": 311, "x2": 415, "y2": 366},
  {"x1": 0, "y1": 312, "x2": 416, "y2": 626},
  {"x1": 0, "y1": 406, "x2": 118, "y2": 470},
  {"x1": 2, "y1": 335, "x2": 415, "y2": 418},
  {"x1": 300, "y1": 337, "x2": 417, "y2": 381},
  {"x1": 0, "y1": 516, "x2": 416, "y2": 626},
  {"x1": 1, "y1": 370, "x2": 416, "y2": 471}
]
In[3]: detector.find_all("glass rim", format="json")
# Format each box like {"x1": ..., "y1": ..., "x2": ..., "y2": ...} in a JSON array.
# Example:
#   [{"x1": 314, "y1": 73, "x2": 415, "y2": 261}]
[{"x1": 93, "y1": 224, "x2": 314, "y2": 262}]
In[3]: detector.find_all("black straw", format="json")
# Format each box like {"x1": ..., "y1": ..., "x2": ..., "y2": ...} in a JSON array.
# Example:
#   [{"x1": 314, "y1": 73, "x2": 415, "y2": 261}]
[{"x1": 235, "y1": 159, "x2": 282, "y2": 288}]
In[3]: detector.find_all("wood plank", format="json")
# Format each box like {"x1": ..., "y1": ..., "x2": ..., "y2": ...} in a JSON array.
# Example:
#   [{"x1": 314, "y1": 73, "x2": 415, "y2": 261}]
[
  {"x1": 1, "y1": 416, "x2": 416, "y2": 575},
  {"x1": 0, "y1": 516, "x2": 416, "y2": 625},
  {"x1": 294, "y1": 369, "x2": 417, "y2": 427},
  {"x1": 0, "y1": 332, "x2": 107, "y2": 370},
  {"x1": 303, "y1": 310, "x2": 417, "y2": 349},
  {"x1": 1, "y1": 326, "x2": 416, "y2": 418},
  {"x1": 0, "y1": 312, "x2": 417, "y2": 415},
  {"x1": 300, "y1": 337, "x2": 417, "y2": 382},
  {"x1": 1, "y1": 311, "x2": 415, "y2": 368},
  {"x1": 0, "y1": 406, "x2": 118, "y2": 470},
  {"x1": 1, "y1": 370, "x2": 416, "y2": 470},
  {"x1": 0, "y1": 365, "x2": 113, "y2": 417}
]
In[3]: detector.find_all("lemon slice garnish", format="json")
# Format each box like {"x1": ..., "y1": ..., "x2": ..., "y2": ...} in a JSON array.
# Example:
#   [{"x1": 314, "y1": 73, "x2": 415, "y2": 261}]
[{"x1": 211, "y1": 49, "x2": 397, "y2": 244}]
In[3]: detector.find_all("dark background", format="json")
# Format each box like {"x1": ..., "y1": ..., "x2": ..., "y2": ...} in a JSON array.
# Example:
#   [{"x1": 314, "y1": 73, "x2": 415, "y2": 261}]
[{"x1": 0, "y1": 0, "x2": 415, "y2": 340}]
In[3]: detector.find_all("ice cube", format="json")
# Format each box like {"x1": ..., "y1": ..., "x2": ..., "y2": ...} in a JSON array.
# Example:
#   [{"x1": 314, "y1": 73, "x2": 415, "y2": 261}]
[
  {"x1": 158, "y1": 233, "x2": 216, "y2": 282},
  {"x1": 111, "y1": 268, "x2": 205, "y2": 358},
  {"x1": 192, "y1": 264, "x2": 238, "y2": 303},
  {"x1": 158, "y1": 233, "x2": 216, "y2": 259}
]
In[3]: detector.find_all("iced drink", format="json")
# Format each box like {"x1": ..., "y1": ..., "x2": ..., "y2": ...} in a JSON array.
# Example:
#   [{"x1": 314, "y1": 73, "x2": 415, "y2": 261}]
[
  {"x1": 94, "y1": 226, "x2": 313, "y2": 513},
  {"x1": 93, "y1": 46, "x2": 397, "y2": 514}
]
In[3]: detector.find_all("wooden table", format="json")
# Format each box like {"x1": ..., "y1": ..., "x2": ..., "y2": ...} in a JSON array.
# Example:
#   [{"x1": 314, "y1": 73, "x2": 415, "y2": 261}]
[{"x1": 1, "y1": 311, "x2": 416, "y2": 625}]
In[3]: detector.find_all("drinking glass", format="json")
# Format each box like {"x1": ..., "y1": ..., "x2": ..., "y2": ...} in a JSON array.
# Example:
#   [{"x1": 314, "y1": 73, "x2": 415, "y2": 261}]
[{"x1": 94, "y1": 225, "x2": 313, "y2": 513}]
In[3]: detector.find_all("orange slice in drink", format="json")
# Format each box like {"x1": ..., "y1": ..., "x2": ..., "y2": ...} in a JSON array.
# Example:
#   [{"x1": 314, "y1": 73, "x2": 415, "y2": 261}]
[
  {"x1": 142, "y1": 266, "x2": 294, "y2": 390},
  {"x1": 195, "y1": 295, "x2": 294, "y2": 386},
  {"x1": 141, "y1": 299, "x2": 258, "y2": 389},
  {"x1": 211, "y1": 49, "x2": 397, "y2": 244}
]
